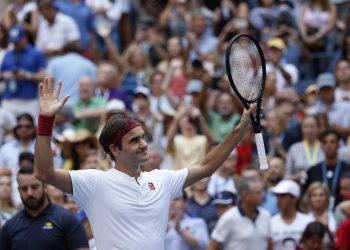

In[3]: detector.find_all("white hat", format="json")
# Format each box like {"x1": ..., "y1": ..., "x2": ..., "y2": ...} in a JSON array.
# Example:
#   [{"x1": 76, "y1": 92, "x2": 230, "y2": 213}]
[
  {"x1": 271, "y1": 180, "x2": 300, "y2": 198},
  {"x1": 106, "y1": 99, "x2": 126, "y2": 113}
]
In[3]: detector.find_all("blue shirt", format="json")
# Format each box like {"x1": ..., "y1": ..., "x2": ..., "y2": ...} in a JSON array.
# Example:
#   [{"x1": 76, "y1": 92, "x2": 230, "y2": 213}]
[
  {"x1": 1, "y1": 45, "x2": 46, "y2": 99},
  {"x1": 0, "y1": 203, "x2": 89, "y2": 250},
  {"x1": 55, "y1": 1, "x2": 95, "y2": 50},
  {"x1": 46, "y1": 53, "x2": 96, "y2": 106}
]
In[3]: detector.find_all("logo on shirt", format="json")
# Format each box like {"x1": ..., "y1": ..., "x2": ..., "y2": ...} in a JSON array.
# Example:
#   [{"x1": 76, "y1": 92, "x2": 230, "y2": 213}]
[
  {"x1": 148, "y1": 182, "x2": 155, "y2": 190},
  {"x1": 43, "y1": 221, "x2": 54, "y2": 230}
]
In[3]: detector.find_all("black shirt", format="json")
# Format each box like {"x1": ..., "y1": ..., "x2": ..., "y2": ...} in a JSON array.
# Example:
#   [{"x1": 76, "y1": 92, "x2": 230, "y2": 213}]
[{"x1": 0, "y1": 203, "x2": 89, "y2": 250}]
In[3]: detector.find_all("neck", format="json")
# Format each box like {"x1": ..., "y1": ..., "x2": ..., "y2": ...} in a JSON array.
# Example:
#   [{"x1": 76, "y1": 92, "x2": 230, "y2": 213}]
[
  {"x1": 182, "y1": 128, "x2": 196, "y2": 138},
  {"x1": 305, "y1": 138, "x2": 317, "y2": 146},
  {"x1": 240, "y1": 201, "x2": 257, "y2": 219},
  {"x1": 326, "y1": 156, "x2": 338, "y2": 166},
  {"x1": 26, "y1": 198, "x2": 49, "y2": 218},
  {"x1": 281, "y1": 209, "x2": 296, "y2": 223},
  {"x1": 20, "y1": 140, "x2": 31, "y2": 149},
  {"x1": 339, "y1": 81, "x2": 350, "y2": 90},
  {"x1": 194, "y1": 191, "x2": 210, "y2": 205},
  {"x1": 313, "y1": 207, "x2": 326, "y2": 217}
]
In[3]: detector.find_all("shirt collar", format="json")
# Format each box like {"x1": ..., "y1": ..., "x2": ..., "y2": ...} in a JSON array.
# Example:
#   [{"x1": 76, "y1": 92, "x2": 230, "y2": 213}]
[{"x1": 238, "y1": 202, "x2": 259, "y2": 221}]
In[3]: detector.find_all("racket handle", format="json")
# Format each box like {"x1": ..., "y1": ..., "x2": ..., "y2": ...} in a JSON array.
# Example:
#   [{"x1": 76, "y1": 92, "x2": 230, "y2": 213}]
[{"x1": 254, "y1": 133, "x2": 269, "y2": 170}]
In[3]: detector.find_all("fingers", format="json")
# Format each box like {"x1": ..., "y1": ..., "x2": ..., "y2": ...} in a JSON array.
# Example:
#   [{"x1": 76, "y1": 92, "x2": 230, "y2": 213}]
[
  {"x1": 61, "y1": 95, "x2": 70, "y2": 106},
  {"x1": 48, "y1": 76, "x2": 54, "y2": 93},
  {"x1": 39, "y1": 82, "x2": 43, "y2": 97},
  {"x1": 54, "y1": 80, "x2": 63, "y2": 99},
  {"x1": 42, "y1": 76, "x2": 48, "y2": 95}
]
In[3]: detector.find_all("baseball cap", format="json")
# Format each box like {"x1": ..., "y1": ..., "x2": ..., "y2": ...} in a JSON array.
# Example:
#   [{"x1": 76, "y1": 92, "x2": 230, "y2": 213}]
[
  {"x1": 106, "y1": 99, "x2": 126, "y2": 113},
  {"x1": 271, "y1": 180, "x2": 300, "y2": 198},
  {"x1": 134, "y1": 86, "x2": 150, "y2": 98},
  {"x1": 316, "y1": 72, "x2": 336, "y2": 90},
  {"x1": 186, "y1": 79, "x2": 203, "y2": 94},
  {"x1": 9, "y1": 25, "x2": 26, "y2": 44},
  {"x1": 267, "y1": 37, "x2": 286, "y2": 51},
  {"x1": 212, "y1": 191, "x2": 236, "y2": 205}
]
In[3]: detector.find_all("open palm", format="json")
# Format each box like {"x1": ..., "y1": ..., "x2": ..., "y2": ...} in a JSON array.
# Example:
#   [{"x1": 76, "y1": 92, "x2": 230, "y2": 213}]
[{"x1": 39, "y1": 76, "x2": 69, "y2": 117}]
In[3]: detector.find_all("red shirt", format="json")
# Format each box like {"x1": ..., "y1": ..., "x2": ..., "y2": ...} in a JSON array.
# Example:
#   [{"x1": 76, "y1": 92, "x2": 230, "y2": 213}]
[{"x1": 336, "y1": 219, "x2": 350, "y2": 250}]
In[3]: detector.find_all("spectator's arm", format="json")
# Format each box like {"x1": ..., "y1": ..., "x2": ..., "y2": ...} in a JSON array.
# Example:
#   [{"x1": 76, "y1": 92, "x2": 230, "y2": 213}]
[
  {"x1": 207, "y1": 240, "x2": 221, "y2": 250},
  {"x1": 20, "y1": 10, "x2": 38, "y2": 38},
  {"x1": 159, "y1": 0, "x2": 175, "y2": 28}
]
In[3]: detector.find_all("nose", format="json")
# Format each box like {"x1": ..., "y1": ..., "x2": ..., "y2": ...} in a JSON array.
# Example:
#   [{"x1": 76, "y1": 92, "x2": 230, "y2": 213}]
[{"x1": 27, "y1": 187, "x2": 35, "y2": 196}]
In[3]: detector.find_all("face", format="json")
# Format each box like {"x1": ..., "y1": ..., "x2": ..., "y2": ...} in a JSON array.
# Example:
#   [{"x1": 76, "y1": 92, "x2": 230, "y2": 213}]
[
  {"x1": 340, "y1": 178, "x2": 350, "y2": 200},
  {"x1": 191, "y1": 14, "x2": 206, "y2": 35},
  {"x1": 169, "y1": 197, "x2": 186, "y2": 218},
  {"x1": 246, "y1": 181, "x2": 264, "y2": 207},
  {"x1": 319, "y1": 87, "x2": 335, "y2": 103},
  {"x1": 74, "y1": 140, "x2": 92, "y2": 156},
  {"x1": 0, "y1": 176, "x2": 12, "y2": 200},
  {"x1": 79, "y1": 77, "x2": 94, "y2": 101},
  {"x1": 266, "y1": 111, "x2": 279, "y2": 133},
  {"x1": 320, "y1": 133, "x2": 339, "y2": 159},
  {"x1": 301, "y1": 116, "x2": 319, "y2": 141},
  {"x1": 277, "y1": 193, "x2": 297, "y2": 213},
  {"x1": 167, "y1": 37, "x2": 182, "y2": 57},
  {"x1": 18, "y1": 174, "x2": 47, "y2": 210},
  {"x1": 97, "y1": 64, "x2": 114, "y2": 86},
  {"x1": 336, "y1": 60, "x2": 350, "y2": 83},
  {"x1": 81, "y1": 154, "x2": 100, "y2": 170},
  {"x1": 150, "y1": 73, "x2": 164, "y2": 96},
  {"x1": 133, "y1": 95, "x2": 149, "y2": 112},
  {"x1": 141, "y1": 148, "x2": 163, "y2": 172},
  {"x1": 302, "y1": 236, "x2": 323, "y2": 250},
  {"x1": 309, "y1": 188, "x2": 328, "y2": 210},
  {"x1": 130, "y1": 50, "x2": 145, "y2": 69},
  {"x1": 39, "y1": 6, "x2": 55, "y2": 22},
  {"x1": 219, "y1": 156, "x2": 236, "y2": 176},
  {"x1": 264, "y1": 157, "x2": 285, "y2": 184},
  {"x1": 217, "y1": 93, "x2": 234, "y2": 116},
  {"x1": 16, "y1": 118, "x2": 35, "y2": 141},
  {"x1": 118, "y1": 126, "x2": 149, "y2": 166}
]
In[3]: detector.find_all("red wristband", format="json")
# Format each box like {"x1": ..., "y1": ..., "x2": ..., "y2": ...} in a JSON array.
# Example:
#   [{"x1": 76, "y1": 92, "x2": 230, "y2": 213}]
[{"x1": 37, "y1": 115, "x2": 55, "y2": 136}]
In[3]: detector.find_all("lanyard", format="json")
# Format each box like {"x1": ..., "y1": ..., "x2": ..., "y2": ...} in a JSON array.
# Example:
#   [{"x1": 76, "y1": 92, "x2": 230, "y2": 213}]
[
  {"x1": 321, "y1": 161, "x2": 341, "y2": 195},
  {"x1": 303, "y1": 140, "x2": 320, "y2": 166}
]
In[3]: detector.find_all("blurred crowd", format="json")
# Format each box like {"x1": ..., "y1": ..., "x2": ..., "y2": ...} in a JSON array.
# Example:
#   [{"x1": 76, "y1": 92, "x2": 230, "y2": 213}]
[{"x1": 1, "y1": 0, "x2": 350, "y2": 249}]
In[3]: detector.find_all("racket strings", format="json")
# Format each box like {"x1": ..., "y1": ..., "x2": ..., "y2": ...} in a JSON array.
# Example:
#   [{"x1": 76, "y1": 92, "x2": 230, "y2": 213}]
[{"x1": 229, "y1": 38, "x2": 263, "y2": 101}]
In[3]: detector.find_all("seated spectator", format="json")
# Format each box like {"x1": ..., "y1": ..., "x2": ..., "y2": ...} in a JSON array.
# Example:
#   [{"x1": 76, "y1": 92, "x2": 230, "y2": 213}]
[
  {"x1": 0, "y1": 166, "x2": 89, "y2": 250},
  {"x1": 271, "y1": 180, "x2": 313, "y2": 250},
  {"x1": 165, "y1": 191, "x2": 209, "y2": 250},
  {"x1": 0, "y1": 176, "x2": 18, "y2": 228},
  {"x1": 296, "y1": 221, "x2": 326, "y2": 250},
  {"x1": 1, "y1": 25, "x2": 46, "y2": 120}
]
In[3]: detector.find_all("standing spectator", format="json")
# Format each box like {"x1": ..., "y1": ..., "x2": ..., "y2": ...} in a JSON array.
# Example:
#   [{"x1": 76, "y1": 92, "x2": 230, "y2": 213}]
[
  {"x1": 1, "y1": 25, "x2": 46, "y2": 119},
  {"x1": 335, "y1": 58, "x2": 350, "y2": 103},
  {"x1": 165, "y1": 191, "x2": 210, "y2": 250},
  {"x1": 208, "y1": 177, "x2": 272, "y2": 250},
  {"x1": 0, "y1": 176, "x2": 18, "y2": 228},
  {"x1": 46, "y1": 41, "x2": 96, "y2": 106},
  {"x1": 36, "y1": 0, "x2": 80, "y2": 58},
  {"x1": 271, "y1": 180, "x2": 313, "y2": 250},
  {"x1": 304, "y1": 130, "x2": 350, "y2": 209},
  {"x1": 0, "y1": 166, "x2": 89, "y2": 250},
  {"x1": 307, "y1": 72, "x2": 350, "y2": 140},
  {"x1": 187, "y1": 177, "x2": 218, "y2": 232}
]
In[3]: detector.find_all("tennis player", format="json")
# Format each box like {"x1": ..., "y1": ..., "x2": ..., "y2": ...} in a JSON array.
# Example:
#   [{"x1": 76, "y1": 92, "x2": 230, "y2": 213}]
[{"x1": 34, "y1": 76, "x2": 256, "y2": 249}]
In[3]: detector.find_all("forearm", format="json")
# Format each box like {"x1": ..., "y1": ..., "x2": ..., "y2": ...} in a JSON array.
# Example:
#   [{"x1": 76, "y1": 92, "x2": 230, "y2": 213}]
[
  {"x1": 178, "y1": 229, "x2": 200, "y2": 250},
  {"x1": 199, "y1": 115, "x2": 215, "y2": 146},
  {"x1": 34, "y1": 135, "x2": 55, "y2": 181},
  {"x1": 166, "y1": 117, "x2": 179, "y2": 150}
]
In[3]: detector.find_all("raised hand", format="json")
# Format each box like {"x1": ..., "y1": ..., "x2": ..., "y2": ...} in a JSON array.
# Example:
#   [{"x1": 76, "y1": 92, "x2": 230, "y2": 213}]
[{"x1": 39, "y1": 76, "x2": 69, "y2": 117}]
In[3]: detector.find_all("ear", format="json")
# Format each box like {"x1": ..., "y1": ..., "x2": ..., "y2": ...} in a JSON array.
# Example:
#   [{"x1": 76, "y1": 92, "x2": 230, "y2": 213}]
[{"x1": 108, "y1": 144, "x2": 120, "y2": 158}]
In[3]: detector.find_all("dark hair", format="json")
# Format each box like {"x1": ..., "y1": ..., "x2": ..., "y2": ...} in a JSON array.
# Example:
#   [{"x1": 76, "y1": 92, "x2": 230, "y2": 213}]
[
  {"x1": 99, "y1": 112, "x2": 133, "y2": 161},
  {"x1": 18, "y1": 165, "x2": 35, "y2": 176},
  {"x1": 341, "y1": 171, "x2": 350, "y2": 180},
  {"x1": 19, "y1": 152, "x2": 35, "y2": 165},
  {"x1": 62, "y1": 41, "x2": 81, "y2": 54},
  {"x1": 299, "y1": 221, "x2": 325, "y2": 244},
  {"x1": 14, "y1": 113, "x2": 36, "y2": 140},
  {"x1": 319, "y1": 129, "x2": 340, "y2": 142}
]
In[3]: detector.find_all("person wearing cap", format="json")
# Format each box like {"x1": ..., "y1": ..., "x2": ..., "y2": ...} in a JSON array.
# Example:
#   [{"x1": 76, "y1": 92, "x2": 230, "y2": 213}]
[
  {"x1": 307, "y1": 72, "x2": 350, "y2": 140},
  {"x1": 270, "y1": 180, "x2": 313, "y2": 250},
  {"x1": 209, "y1": 177, "x2": 272, "y2": 250},
  {"x1": 34, "y1": 75, "x2": 256, "y2": 250},
  {"x1": 0, "y1": 25, "x2": 46, "y2": 119},
  {"x1": 36, "y1": 0, "x2": 80, "y2": 58},
  {"x1": 304, "y1": 130, "x2": 350, "y2": 210},
  {"x1": 211, "y1": 191, "x2": 236, "y2": 217},
  {"x1": 265, "y1": 37, "x2": 299, "y2": 91}
]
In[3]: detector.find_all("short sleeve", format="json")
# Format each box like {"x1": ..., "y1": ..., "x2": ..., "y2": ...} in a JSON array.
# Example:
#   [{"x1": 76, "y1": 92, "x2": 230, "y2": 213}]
[
  {"x1": 160, "y1": 168, "x2": 188, "y2": 200},
  {"x1": 69, "y1": 169, "x2": 103, "y2": 207},
  {"x1": 211, "y1": 210, "x2": 234, "y2": 243}
]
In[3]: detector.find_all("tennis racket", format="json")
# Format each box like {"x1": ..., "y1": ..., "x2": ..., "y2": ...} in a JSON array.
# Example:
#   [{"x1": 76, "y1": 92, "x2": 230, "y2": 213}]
[{"x1": 225, "y1": 34, "x2": 268, "y2": 170}]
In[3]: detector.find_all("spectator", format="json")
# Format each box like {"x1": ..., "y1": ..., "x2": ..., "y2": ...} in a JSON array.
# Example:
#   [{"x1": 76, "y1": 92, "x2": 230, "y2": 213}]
[
  {"x1": 187, "y1": 177, "x2": 218, "y2": 232},
  {"x1": 36, "y1": 0, "x2": 80, "y2": 58},
  {"x1": 1, "y1": 25, "x2": 46, "y2": 119},
  {"x1": 207, "y1": 150, "x2": 237, "y2": 197},
  {"x1": 305, "y1": 130, "x2": 350, "y2": 209},
  {"x1": 140, "y1": 144, "x2": 164, "y2": 172},
  {"x1": 336, "y1": 216, "x2": 350, "y2": 250},
  {"x1": 265, "y1": 37, "x2": 299, "y2": 91},
  {"x1": 18, "y1": 151, "x2": 34, "y2": 168},
  {"x1": 165, "y1": 191, "x2": 210, "y2": 250},
  {"x1": 0, "y1": 176, "x2": 18, "y2": 228},
  {"x1": 334, "y1": 172, "x2": 350, "y2": 229},
  {"x1": 76, "y1": 209, "x2": 96, "y2": 250},
  {"x1": 335, "y1": 58, "x2": 350, "y2": 103},
  {"x1": 0, "y1": 166, "x2": 89, "y2": 250},
  {"x1": 270, "y1": 180, "x2": 313, "y2": 250},
  {"x1": 296, "y1": 221, "x2": 326, "y2": 250},
  {"x1": 46, "y1": 41, "x2": 97, "y2": 106},
  {"x1": 208, "y1": 177, "x2": 272, "y2": 250},
  {"x1": 46, "y1": 184, "x2": 66, "y2": 208},
  {"x1": 307, "y1": 72, "x2": 350, "y2": 140},
  {"x1": 211, "y1": 190, "x2": 236, "y2": 217},
  {"x1": 73, "y1": 76, "x2": 107, "y2": 133},
  {"x1": 286, "y1": 114, "x2": 325, "y2": 183}
]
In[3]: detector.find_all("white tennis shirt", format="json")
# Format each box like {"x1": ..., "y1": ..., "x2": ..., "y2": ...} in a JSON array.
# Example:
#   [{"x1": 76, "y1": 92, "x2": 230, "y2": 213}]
[{"x1": 69, "y1": 168, "x2": 188, "y2": 250}]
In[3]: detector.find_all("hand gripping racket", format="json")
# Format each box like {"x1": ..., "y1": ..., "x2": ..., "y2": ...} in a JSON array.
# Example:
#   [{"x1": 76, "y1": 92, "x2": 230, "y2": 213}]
[{"x1": 225, "y1": 34, "x2": 269, "y2": 170}]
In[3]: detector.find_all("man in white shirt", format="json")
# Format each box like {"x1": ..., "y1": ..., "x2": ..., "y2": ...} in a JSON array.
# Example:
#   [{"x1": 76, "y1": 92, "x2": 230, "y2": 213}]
[
  {"x1": 335, "y1": 58, "x2": 350, "y2": 103},
  {"x1": 33, "y1": 76, "x2": 256, "y2": 250},
  {"x1": 208, "y1": 177, "x2": 272, "y2": 250},
  {"x1": 36, "y1": 0, "x2": 80, "y2": 58},
  {"x1": 270, "y1": 180, "x2": 313, "y2": 250}
]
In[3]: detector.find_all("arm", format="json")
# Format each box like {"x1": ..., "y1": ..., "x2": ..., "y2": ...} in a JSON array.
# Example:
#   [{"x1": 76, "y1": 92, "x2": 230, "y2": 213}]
[
  {"x1": 34, "y1": 76, "x2": 72, "y2": 194},
  {"x1": 183, "y1": 104, "x2": 255, "y2": 188},
  {"x1": 207, "y1": 240, "x2": 221, "y2": 250}
]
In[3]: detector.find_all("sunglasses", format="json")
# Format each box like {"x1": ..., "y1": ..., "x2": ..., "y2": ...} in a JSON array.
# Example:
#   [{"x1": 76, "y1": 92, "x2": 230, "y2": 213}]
[{"x1": 17, "y1": 125, "x2": 33, "y2": 129}]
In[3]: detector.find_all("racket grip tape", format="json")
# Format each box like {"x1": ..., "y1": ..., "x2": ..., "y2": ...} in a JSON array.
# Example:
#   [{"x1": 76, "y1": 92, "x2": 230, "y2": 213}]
[{"x1": 254, "y1": 133, "x2": 269, "y2": 170}]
